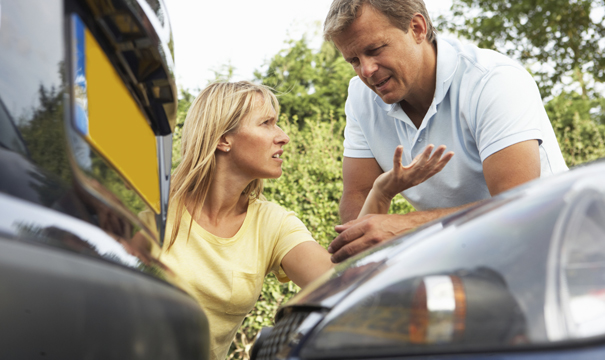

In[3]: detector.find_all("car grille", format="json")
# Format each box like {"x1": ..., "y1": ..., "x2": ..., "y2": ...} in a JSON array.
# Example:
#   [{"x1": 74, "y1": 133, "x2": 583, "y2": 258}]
[{"x1": 255, "y1": 310, "x2": 309, "y2": 360}]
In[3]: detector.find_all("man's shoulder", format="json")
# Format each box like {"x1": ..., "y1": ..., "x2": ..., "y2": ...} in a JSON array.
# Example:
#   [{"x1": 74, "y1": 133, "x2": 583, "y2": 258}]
[
  {"x1": 441, "y1": 36, "x2": 526, "y2": 76},
  {"x1": 346, "y1": 76, "x2": 384, "y2": 114}
]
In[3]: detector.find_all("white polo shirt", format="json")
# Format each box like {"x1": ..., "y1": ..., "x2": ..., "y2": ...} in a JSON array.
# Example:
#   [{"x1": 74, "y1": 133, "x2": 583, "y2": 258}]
[{"x1": 343, "y1": 36, "x2": 568, "y2": 210}]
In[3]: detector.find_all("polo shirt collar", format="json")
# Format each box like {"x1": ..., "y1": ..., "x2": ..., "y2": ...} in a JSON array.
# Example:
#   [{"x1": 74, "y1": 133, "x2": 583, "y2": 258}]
[
  {"x1": 434, "y1": 36, "x2": 458, "y2": 106},
  {"x1": 373, "y1": 94, "x2": 392, "y2": 112}
]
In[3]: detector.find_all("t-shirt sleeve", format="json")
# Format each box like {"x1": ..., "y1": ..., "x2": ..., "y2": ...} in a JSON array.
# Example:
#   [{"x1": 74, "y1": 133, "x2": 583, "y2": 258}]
[
  {"x1": 269, "y1": 211, "x2": 316, "y2": 283},
  {"x1": 472, "y1": 66, "x2": 546, "y2": 162},
  {"x1": 343, "y1": 78, "x2": 375, "y2": 158}
]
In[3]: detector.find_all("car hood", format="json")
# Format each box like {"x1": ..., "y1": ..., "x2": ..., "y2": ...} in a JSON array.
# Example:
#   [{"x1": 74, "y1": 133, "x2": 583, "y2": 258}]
[{"x1": 284, "y1": 160, "x2": 604, "y2": 314}]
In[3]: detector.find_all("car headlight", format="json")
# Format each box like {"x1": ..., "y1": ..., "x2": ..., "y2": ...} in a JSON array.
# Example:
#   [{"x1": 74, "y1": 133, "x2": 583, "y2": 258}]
[
  {"x1": 545, "y1": 179, "x2": 605, "y2": 340},
  {"x1": 300, "y1": 267, "x2": 526, "y2": 359}
]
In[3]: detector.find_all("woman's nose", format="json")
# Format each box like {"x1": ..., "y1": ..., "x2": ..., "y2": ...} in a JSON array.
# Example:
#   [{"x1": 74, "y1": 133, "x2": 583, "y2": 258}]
[{"x1": 276, "y1": 126, "x2": 290, "y2": 145}]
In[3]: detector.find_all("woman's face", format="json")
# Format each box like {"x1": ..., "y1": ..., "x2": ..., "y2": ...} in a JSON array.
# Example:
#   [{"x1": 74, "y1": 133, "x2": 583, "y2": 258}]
[{"x1": 225, "y1": 98, "x2": 290, "y2": 180}]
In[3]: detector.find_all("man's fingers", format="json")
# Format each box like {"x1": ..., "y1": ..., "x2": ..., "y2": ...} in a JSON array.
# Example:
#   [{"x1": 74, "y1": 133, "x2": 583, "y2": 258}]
[
  {"x1": 425, "y1": 151, "x2": 455, "y2": 178},
  {"x1": 392, "y1": 145, "x2": 404, "y2": 170},
  {"x1": 440, "y1": 151, "x2": 455, "y2": 165},
  {"x1": 407, "y1": 144, "x2": 435, "y2": 169},
  {"x1": 425, "y1": 145, "x2": 447, "y2": 167},
  {"x1": 331, "y1": 232, "x2": 383, "y2": 263},
  {"x1": 331, "y1": 240, "x2": 363, "y2": 263},
  {"x1": 330, "y1": 233, "x2": 372, "y2": 263},
  {"x1": 433, "y1": 150, "x2": 455, "y2": 171},
  {"x1": 334, "y1": 215, "x2": 369, "y2": 233},
  {"x1": 329, "y1": 222, "x2": 367, "y2": 254}
]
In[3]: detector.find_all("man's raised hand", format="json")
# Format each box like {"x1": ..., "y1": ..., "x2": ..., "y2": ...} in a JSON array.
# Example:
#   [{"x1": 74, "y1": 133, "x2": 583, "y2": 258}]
[{"x1": 373, "y1": 144, "x2": 454, "y2": 201}]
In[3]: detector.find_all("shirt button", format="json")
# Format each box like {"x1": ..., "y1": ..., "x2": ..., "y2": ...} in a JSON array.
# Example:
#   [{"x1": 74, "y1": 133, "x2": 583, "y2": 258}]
[{"x1": 418, "y1": 138, "x2": 423, "y2": 142}]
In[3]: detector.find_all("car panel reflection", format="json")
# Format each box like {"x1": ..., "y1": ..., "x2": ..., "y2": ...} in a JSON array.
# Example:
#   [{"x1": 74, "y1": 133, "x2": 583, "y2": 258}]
[
  {"x1": 253, "y1": 161, "x2": 605, "y2": 360},
  {"x1": 0, "y1": 1, "x2": 209, "y2": 358}
]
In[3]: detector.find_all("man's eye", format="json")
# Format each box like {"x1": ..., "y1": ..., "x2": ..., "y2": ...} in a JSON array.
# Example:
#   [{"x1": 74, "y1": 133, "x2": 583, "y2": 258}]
[
  {"x1": 369, "y1": 46, "x2": 384, "y2": 54},
  {"x1": 349, "y1": 58, "x2": 360, "y2": 67}
]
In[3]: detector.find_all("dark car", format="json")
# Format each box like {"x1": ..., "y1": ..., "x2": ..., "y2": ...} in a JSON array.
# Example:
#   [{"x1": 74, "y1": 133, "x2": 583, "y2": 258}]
[
  {"x1": 252, "y1": 160, "x2": 605, "y2": 360},
  {"x1": 0, "y1": 0, "x2": 209, "y2": 358}
]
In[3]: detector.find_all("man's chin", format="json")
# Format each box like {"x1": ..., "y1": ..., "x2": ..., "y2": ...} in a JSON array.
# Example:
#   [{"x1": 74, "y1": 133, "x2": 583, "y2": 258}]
[{"x1": 374, "y1": 91, "x2": 401, "y2": 105}]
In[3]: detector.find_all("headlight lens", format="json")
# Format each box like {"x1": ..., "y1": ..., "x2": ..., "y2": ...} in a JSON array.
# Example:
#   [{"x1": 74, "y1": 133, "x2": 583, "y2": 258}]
[
  {"x1": 546, "y1": 180, "x2": 605, "y2": 340},
  {"x1": 301, "y1": 267, "x2": 526, "y2": 359}
]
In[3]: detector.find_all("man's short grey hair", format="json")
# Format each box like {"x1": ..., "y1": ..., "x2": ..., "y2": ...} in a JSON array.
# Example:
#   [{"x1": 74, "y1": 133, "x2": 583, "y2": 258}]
[{"x1": 323, "y1": 0, "x2": 436, "y2": 43}]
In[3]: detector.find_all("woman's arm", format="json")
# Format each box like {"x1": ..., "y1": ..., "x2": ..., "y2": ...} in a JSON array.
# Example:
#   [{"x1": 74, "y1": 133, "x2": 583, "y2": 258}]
[
  {"x1": 358, "y1": 145, "x2": 454, "y2": 218},
  {"x1": 281, "y1": 242, "x2": 334, "y2": 289}
]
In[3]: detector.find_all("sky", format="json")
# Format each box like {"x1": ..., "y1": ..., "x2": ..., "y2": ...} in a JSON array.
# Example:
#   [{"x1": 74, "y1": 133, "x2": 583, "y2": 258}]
[{"x1": 164, "y1": 0, "x2": 453, "y2": 92}]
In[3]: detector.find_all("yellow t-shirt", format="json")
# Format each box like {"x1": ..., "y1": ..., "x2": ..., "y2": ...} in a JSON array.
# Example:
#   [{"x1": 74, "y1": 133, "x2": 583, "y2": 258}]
[{"x1": 159, "y1": 199, "x2": 315, "y2": 360}]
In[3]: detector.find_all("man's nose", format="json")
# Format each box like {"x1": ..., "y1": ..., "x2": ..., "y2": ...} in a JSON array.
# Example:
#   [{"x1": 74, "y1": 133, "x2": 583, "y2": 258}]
[{"x1": 360, "y1": 57, "x2": 378, "y2": 78}]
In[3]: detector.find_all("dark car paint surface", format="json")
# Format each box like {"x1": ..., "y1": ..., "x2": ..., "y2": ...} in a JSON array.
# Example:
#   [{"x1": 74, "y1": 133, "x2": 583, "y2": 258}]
[
  {"x1": 253, "y1": 161, "x2": 605, "y2": 360},
  {"x1": 0, "y1": 0, "x2": 210, "y2": 358}
]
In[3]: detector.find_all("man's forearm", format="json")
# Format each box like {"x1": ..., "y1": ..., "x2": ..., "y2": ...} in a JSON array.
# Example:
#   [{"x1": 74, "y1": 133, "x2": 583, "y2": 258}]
[
  {"x1": 339, "y1": 191, "x2": 368, "y2": 224},
  {"x1": 331, "y1": 201, "x2": 480, "y2": 263},
  {"x1": 357, "y1": 187, "x2": 392, "y2": 218},
  {"x1": 405, "y1": 201, "x2": 480, "y2": 227}
]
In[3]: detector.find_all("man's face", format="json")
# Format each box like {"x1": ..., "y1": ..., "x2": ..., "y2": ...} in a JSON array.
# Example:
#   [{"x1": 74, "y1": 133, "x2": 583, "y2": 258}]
[{"x1": 333, "y1": 4, "x2": 427, "y2": 105}]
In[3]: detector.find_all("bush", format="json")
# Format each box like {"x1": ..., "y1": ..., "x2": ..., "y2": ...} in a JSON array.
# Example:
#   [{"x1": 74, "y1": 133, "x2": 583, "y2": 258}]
[{"x1": 546, "y1": 91, "x2": 605, "y2": 166}]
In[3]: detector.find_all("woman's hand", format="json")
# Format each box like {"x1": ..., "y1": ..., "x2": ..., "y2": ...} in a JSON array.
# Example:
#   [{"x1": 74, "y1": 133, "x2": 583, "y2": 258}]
[{"x1": 358, "y1": 145, "x2": 454, "y2": 217}]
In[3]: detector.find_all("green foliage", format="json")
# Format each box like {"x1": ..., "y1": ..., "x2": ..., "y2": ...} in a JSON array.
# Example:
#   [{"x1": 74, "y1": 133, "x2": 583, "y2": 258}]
[
  {"x1": 437, "y1": 0, "x2": 605, "y2": 98},
  {"x1": 254, "y1": 37, "x2": 356, "y2": 126},
  {"x1": 546, "y1": 91, "x2": 605, "y2": 166},
  {"x1": 172, "y1": 88, "x2": 195, "y2": 170},
  {"x1": 18, "y1": 84, "x2": 71, "y2": 182}
]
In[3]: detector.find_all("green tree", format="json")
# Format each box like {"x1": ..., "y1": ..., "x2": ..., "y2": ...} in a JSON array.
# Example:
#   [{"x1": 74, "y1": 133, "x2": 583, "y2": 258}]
[
  {"x1": 546, "y1": 90, "x2": 605, "y2": 166},
  {"x1": 254, "y1": 36, "x2": 355, "y2": 126},
  {"x1": 172, "y1": 88, "x2": 195, "y2": 170},
  {"x1": 437, "y1": 0, "x2": 605, "y2": 98},
  {"x1": 19, "y1": 84, "x2": 70, "y2": 182}
]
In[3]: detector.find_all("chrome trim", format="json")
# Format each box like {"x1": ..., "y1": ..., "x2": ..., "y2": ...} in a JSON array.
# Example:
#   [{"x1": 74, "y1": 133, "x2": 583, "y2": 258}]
[
  {"x1": 156, "y1": 133, "x2": 172, "y2": 245},
  {"x1": 0, "y1": 192, "x2": 139, "y2": 267}
]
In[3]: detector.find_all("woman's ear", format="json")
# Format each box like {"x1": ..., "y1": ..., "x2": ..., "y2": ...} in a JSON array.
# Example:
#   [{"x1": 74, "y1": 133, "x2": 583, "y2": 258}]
[{"x1": 216, "y1": 135, "x2": 231, "y2": 153}]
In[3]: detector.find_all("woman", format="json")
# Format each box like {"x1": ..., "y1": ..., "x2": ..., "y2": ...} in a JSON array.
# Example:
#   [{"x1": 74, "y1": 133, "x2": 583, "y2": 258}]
[{"x1": 159, "y1": 81, "x2": 451, "y2": 360}]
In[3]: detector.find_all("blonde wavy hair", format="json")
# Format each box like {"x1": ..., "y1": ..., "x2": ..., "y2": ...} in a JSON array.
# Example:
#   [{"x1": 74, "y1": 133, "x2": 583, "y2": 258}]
[{"x1": 167, "y1": 81, "x2": 280, "y2": 249}]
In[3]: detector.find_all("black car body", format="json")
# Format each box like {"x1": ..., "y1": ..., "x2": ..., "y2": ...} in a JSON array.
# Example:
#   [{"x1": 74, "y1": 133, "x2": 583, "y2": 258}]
[
  {"x1": 252, "y1": 160, "x2": 605, "y2": 360},
  {"x1": 0, "y1": 0, "x2": 209, "y2": 358}
]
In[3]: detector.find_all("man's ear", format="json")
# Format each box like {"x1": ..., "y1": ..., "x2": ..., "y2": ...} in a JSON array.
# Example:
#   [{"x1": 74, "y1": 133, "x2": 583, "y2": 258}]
[
  {"x1": 409, "y1": 13, "x2": 428, "y2": 44},
  {"x1": 216, "y1": 135, "x2": 232, "y2": 153}
]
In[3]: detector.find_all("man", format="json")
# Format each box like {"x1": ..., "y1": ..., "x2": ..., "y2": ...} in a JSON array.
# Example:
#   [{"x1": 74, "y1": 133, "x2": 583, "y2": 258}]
[{"x1": 324, "y1": 0, "x2": 568, "y2": 262}]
